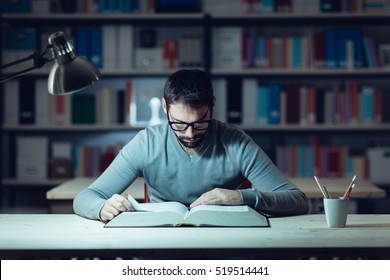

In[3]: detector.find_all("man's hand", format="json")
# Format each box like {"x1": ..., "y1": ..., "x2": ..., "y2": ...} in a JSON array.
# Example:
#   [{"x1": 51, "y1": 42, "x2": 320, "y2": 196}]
[
  {"x1": 100, "y1": 194, "x2": 134, "y2": 222},
  {"x1": 190, "y1": 188, "x2": 243, "y2": 208}
]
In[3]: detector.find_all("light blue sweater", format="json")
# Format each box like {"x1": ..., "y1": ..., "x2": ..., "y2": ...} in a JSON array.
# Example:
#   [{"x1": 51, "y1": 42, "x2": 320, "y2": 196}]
[{"x1": 73, "y1": 119, "x2": 308, "y2": 220}]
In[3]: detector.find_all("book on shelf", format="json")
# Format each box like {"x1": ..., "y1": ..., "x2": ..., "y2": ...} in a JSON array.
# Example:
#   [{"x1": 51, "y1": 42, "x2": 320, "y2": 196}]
[
  {"x1": 104, "y1": 195, "x2": 269, "y2": 228},
  {"x1": 276, "y1": 136, "x2": 369, "y2": 179},
  {"x1": 239, "y1": 79, "x2": 387, "y2": 126}
]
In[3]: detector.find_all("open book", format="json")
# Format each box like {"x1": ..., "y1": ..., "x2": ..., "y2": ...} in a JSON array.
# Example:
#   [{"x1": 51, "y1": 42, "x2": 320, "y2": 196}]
[{"x1": 104, "y1": 195, "x2": 269, "y2": 227}]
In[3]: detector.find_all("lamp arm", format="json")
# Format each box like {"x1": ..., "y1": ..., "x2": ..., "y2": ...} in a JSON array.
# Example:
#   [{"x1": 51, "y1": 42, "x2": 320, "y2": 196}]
[{"x1": 0, "y1": 47, "x2": 53, "y2": 83}]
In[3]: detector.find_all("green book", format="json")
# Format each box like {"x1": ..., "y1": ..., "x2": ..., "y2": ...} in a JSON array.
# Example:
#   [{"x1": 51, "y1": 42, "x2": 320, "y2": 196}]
[{"x1": 72, "y1": 94, "x2": 96, "y2": 124}]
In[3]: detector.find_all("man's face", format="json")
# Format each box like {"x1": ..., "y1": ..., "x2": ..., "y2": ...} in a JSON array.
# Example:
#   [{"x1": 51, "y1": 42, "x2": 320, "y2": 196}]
[{"x1": 166, "y1": 103, "x2": 211, "y2": 149}]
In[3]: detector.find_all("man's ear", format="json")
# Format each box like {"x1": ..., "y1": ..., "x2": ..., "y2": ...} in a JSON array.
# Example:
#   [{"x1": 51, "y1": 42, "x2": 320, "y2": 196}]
[{"x1": 162, "y1": 98, "x2": 167, "y2": 114}]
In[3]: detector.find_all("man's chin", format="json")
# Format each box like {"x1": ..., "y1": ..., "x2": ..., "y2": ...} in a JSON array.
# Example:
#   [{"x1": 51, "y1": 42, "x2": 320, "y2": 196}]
[{"x1": 179, "y1": 138, "x2": 203, "y2": 149}]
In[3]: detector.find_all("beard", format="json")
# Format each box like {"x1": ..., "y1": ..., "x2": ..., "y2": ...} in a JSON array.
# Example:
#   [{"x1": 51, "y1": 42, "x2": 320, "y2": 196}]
[{"x1": 176, "y1": 133, "x2": 205, "y2": 149}]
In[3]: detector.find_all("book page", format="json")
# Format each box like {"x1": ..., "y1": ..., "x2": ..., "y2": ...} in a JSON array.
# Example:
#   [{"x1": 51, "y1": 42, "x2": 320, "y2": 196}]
[
  {"x1": 104, "y1": 211, "x2": 185, "y2": 227},
  {"x1": 186, "y1": 205, "x2": 269, "y2": 227},
  {"x1": 128, "y1": 195, "x2": 189, "y2": 218}
]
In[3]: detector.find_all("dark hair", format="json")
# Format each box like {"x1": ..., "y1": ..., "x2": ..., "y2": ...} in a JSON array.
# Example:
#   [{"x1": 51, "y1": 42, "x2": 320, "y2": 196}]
[{"x1": 163, "y1": 69, "x2": 214, "y2": 110}]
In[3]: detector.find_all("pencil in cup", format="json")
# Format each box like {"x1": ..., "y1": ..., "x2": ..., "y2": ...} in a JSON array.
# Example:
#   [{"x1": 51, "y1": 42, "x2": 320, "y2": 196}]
[
  {"x1": 313, "y1": 176, "x2": 331, "y2": 198},
  {"x1": 343, "y1": 175, "x2": 357, "y2": 200}
]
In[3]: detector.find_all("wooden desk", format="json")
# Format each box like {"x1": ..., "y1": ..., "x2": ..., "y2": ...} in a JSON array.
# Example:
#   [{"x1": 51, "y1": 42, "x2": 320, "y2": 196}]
[
  {"x1": 0, "y1": 214, "x2": 389, "y2": 259},
  {"x1": 46, "y1": 177, "x2": 386, "y2": 213}
]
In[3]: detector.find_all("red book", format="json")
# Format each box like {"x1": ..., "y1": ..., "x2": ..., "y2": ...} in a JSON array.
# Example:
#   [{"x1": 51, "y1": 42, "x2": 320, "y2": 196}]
[
  {"x1": 327, "y1": 146, "x2": 342, "y2": 178},
  {"x1": 350, "y1": 82, "x2": 359, "y2": 124},
  {"x1": 375, "y1": 89, "x2": 382, "y2": 123},
  {"x1": 313, "y1": 32, "x2": 325, "y2": 68},
  {"x1": 285, "y1": 85, "x2": 300, "y2": 124}
]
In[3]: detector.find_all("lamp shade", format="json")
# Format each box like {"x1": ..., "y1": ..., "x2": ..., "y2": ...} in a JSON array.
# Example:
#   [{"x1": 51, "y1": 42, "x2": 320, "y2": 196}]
[{"x1": 47, "y1": 31, "x2": 100, "y2": 95}]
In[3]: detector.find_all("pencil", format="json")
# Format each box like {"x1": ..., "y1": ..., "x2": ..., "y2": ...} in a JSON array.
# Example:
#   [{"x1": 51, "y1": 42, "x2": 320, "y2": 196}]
[
  {"x1": 322, "y1": 185, "x2": 331, "y2": 199},
  {"x1": 343, "y1": 183, "x2": 356, "y2": 200},
  {"x1": 314, "y1": 176, "x2": 328, "y2": 198},
  {"x1": 343, "y1": 175, "x2": 357, "y2": 199}
]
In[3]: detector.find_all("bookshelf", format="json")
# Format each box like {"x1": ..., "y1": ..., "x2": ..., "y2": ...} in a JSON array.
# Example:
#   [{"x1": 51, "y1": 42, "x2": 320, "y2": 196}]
[{"x1": 1, "y1": 1, "x2": 390, "y2": 210}]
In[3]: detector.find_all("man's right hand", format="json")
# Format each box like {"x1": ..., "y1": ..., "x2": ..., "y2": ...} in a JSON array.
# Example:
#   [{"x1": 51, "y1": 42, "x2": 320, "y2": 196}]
[{"x1": 100, "y1": 194, "x2": 134, "y2": 222}]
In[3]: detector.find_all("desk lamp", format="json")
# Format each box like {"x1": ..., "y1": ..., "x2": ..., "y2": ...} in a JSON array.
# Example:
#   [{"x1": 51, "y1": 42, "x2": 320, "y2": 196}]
[{"x1": 0, "y1": 31, "x2": 100, "y2": 94}]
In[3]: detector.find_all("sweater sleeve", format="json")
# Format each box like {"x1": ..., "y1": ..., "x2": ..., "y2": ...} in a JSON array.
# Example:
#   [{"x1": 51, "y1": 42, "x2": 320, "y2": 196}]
[
  {"x1": 236, "y1": 133, "x2": 309, "y2": 216},
  {"x1": 73, "y1": 131, "x2": 146, "y2": 220}
]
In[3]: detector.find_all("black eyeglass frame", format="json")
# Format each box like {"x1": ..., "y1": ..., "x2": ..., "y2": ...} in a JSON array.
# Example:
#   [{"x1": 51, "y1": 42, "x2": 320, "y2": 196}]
[{"x1": 167, "y1": 108, "x2": 213, "y2": 132}]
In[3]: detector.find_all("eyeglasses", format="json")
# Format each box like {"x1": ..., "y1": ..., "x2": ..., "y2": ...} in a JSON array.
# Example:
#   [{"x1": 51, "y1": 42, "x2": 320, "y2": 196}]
[
  {"x1": 168, "y1": 119, "x2": 212, "y2": 131},
  {"x1": 168, "y1": 109, "x2": 212, "y2": 131}
]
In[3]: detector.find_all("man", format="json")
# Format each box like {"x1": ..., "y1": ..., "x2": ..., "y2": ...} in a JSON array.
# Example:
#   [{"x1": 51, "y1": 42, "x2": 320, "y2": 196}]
[{"x1": 73, "y1": 69, "x2": 308, "y2": 221}]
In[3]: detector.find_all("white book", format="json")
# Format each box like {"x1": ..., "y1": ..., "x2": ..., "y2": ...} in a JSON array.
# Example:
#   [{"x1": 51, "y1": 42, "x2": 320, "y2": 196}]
[
  {"x1": 3, "y1": 80, "x2": 19, "y2": 125},
  {"x1": 242, "y1": 79, "x2": 258, "y2": 125},
  {"x1": 17, "y1": 136, "x2": 48, "y2": 159},
  {"x1": 51, "y1": 142, "x2": 72, "y2": 158},
  {"x1": 299, "y1": 86, "x2": 308, "y2": 125},
  {"x1": 97, "y1": 87, "x2": 114, "y2": 124},
  {"x1": 118, "y1": 25, "x2": 134, "y2": 70},
  {"x1": 35, "y1": 79, "x2": 50, "y2": 125},
  {"x1": 212, "y1": 79, "x2": 227, "y2": 123},
  {"x1": 103, "y1": 25, "x2": 117, "y2": 70}
]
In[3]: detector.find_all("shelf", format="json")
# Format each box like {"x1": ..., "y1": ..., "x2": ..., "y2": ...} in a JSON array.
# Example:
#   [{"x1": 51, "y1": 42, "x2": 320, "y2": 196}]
[
  {"x1": 3, "y1": 124, "x2": 390, "y2": 132},
  {"x1": 211, "y1": 68, "x2": 390, "y2": 77},
  {"x1": 2, "y1": 13, "x2": 205, "y2": 23},
  {"x1": 2, "y1": 68, "x2": 183, "y2": 77},
  {"x1": 239, "y1": 124, "x2": 390, "y2": 132},
  {"x1": 1, "y1": 178, "x2": 66, "y2": 187},
  {"x1": 2, "y1": 124, "x2": 146, "y2": 131},
  {"x1": 209, "y1": 12, "x2": 390, "y2": 25},
  {"x1": 7, "y1": 68, "x2": 389, "y2": 78}
]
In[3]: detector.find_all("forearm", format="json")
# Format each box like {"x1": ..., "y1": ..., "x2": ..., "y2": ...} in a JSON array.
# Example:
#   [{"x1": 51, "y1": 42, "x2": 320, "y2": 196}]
[
  {"x1": 240, "y1": 188, "x2": 309, "y2": 216},
  {"x1": 73, "y1": 189, "x2": 107, "y2": 220}
]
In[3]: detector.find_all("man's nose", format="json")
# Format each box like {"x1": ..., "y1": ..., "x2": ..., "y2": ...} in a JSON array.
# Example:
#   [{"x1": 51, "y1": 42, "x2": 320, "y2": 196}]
[{"x1": 184, "y1": 125, "x2": 195, "y2": 137}]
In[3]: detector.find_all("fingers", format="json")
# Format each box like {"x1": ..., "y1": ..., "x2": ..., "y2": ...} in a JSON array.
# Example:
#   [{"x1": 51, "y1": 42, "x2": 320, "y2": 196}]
[
  {"x1": 190, "y1": 188, "x2": 243, "y2": 208},
  {"x1": 190, "y1": 189, "x2": 221, "y2": 208},
  {"x1": 100, "y1": 194, "x2": 134, "y2": 222}
]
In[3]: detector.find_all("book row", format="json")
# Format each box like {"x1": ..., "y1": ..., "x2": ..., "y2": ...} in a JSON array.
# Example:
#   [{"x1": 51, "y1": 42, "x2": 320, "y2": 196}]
[
  {"x1": 214, "y1": 27, "x2": 388, "y2": 69},
  {"x1": 3, "y1": 26, "x2": 203, "y2": 71},
  {"x1": 3, "y1": 0, "x2": 389, "y2": 14},
  {"x1": 14, "y1": 135, "x2": 387, "y2": 181},
  {"x1": 1, "y1": 0, "x2": 156, "y2": 14},
  {"x1": 14, "y1": 136, "x2": 124, "y2": 179},
  {"x1": 2, "y1": 78, "x2": 168, "y2": 126},
  {"x1": 276, "y1": 139, "x2": 390, "y2": 182},
  {"x1": 276, "y1": 143, "x2": 368, "y2": 179},
  {"x1": 3, "y1": 78, "x2": 389, "y2": 127},
  {"x1": 206, "y1": 0, "x2": 390, "y2": 14},
  {"x1": 241, "y1": 79, "x2": 386, "y2": 126}
]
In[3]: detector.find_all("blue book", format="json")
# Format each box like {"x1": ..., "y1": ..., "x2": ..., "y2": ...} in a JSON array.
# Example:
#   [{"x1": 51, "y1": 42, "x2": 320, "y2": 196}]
[
  {"x1": 256, "y1": 85, "x2": 269, "y2": 125},
  {"x1": 306, "y1": 145, "x2": 315, "y2": 177},
  {"x1": 298, "y1": 146, "x2": 306, "y2": 178},
  {"x1": 292, "y1": 36, "x2": 302, "y2": 69},
  {"x1": 360, "y1": 86, "x2": 375, "y2": 123},
  {"x1": 76, "y1": 29, "x2": 89, "y2": 60},
  {"x1": 90, "y1": 28, "x2": 103, "y2": 68},
  {"x1": 350, "y1": 28, "x2": 364, "y2": 68},
  {"x1": 337, "y1": 29, "x2": 347, "y2": 68},
  {"x1": 325, "y1": 28, "x2": 337, "y2": 68},
  {"x1": 256, "y1": 35, "x2": 267, "y2": 68},
  {"x1": 1, "y1": 0, "x2": 31, "y2": 13},
  {"x1": 6, "y1": 28, "x2": 37, "y2": 50},
  {"x1": 268, "y1": 84, "x2": 281, "y2": 124}
]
